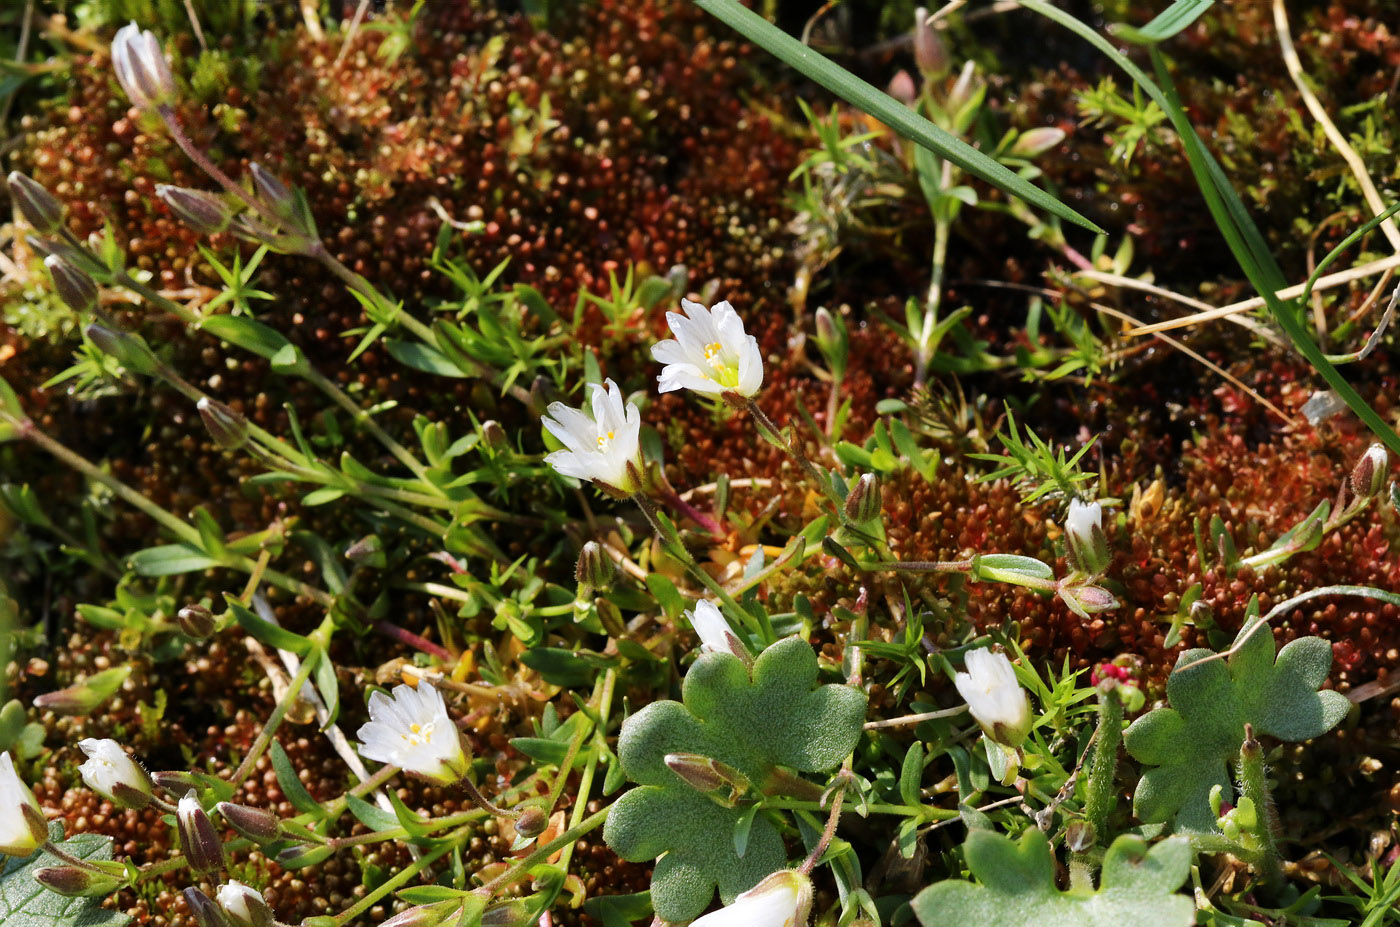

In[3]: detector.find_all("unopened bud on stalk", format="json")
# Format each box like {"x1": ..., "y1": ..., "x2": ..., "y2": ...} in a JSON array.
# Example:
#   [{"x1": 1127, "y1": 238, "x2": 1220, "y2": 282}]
[
  {"x1": 216, "y1": 881, "x2": 274, "y2": 927},
  {"x1": 664, "y1": 752, "x2": 750, "y2": 799},
  {"x1": 345, "y1": 534, "x2": 385, "y2": 567},
  {"x1": 156, "y1": 185, "x2": 234, "y2": 235},
  {"x1": 8, "y1": 172, "x2": 64, "y2": 235},
  {"x1": 1010, "y1": 126, "x2": 1067, "y2": 159},
  {"x1": 1350, "y1": 444, "x2": 1388, "y2": 500},
  {"x1": 1064, "y1": 820, "x2": 1095, "y2": 853},
  {"x1": 176, "y1": 790, "x2": 225, "y2": 875},
  {"x1": 888, "y1": 69, "x2": 917, "y2": 105},
  {"x1": 85, "y1": 323, "x2": 161, "y2": 376},
  {"x1": 813, "y1": 306, "x2": 848, "y2": 378},
  {"x1": 33, "y1": 666, "x2": 131, "y2": 716},
  {"x1": 514, "y1": 805, "x2": 549, "y2": 839},
  {"x1": 248, "y1": 163, "x2": 294, "y2": 215},
  {"x1": 34, "y1": 865, "x2": 124, "y2": 897},
  {"x1": 379, "y1": 901, "x2": 460, "y2": 927},
  {"x1": 111, "y1": 22, "x2": 177, "y2": 110},
  {"x1": 184, "y1": 888, "x2": 231, "y2": 927},
  {"x1": 177, "y1": 603, "x2": 217, "y2": 639},
  {"x1": 44, "y1": 255, "x2": 98, "y2": 314},
  {"x1": 216, "y1": 802, "x2": 280, "y2": 843},
  {"x1": 912, "y1": 7, "x2": 948, "y2": 76},
  {"x1": 481, "y1": 419, "x2": 507, "y2": 449},
  {"x1": 844, "y1": 473, "x2": 883, "y2": 524},
  {"x1": 152, "y1": 770, "x2": 200, "y2": 792},
  {"x1": 575, "y1": 541, "x2": 614, "y2": 594},
  {"x1": 198, "y1": 397, "x2": 250, "y2": 451},
  {"x1": 1058, "y1": 582, "x2": 1119, "y2": 619},
  {"x1": 1064, "y1": 498, "x2": 1110, "y2": 577}
]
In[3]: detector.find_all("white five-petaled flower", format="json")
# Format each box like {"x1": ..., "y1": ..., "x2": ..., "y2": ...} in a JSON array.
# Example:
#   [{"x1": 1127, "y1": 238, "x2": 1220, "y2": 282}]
[
  {"x1": 0, "y1": 751, "x2": 47, "y2": 858},
  {"x1": 78, "y1": 738, "x2": 153, "y2": 809},
  {"x1": 690, "y1": 870, "x2": 813, "y2": 927},
  {"x1": 652, "y1": 298, "x2": 764, "y2": 398},
  {"x1": 216, "y1": 880, "x2": 274, "y2": 927},
  {"x1": 541, "y1": 379, "x2": 644, "y2": 493},
  {"x1": 1064, "y1": 498, "x2": 1109, "y2": 577},
  {"x1": 686, "y1": 600, "x2": 750, "y2": 663},
  {"x1": 954, "y1": 649, "x2": 1032, "y2": 749},
  {"x1": 356, "y1": 683, "x2": 469, "y2": 785},
  {"x1": 111, "y1": 22, "x2": 177, "y2": 110}
]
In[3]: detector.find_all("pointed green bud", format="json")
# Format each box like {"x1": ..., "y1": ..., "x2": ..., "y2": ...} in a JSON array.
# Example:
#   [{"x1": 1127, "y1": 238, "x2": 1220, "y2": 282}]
[
  {"x1": 156, "y1": 185, "x2": 234, "y2": 235},
  {"x1": 575, "y1": 541, "x2": 614, "y2": 594},
  {"x1": 197, "y1": 398, "x2": 249, "y2": 451},
  {"x1": 176, "y1": 790, "x2": 224, "y2": 875},
  {"x1": 185, "y1": 888, "x2": 231, "y2": 927},
  {"x1": 34, "y1": 865, "x2": 124, "y2": 897},
  {"x1": 844, "y1": 473, "x2": 882, "y2": 524},
  {"x1": 8, "y1": 172, "x2": 63, "y2": 235},
  {"x1": 44, "y1": 254, "x2": 98, "y2": 314},
  {"x1": 1351, "y1": 444, "x2": 1388, "y2": 500},
  {"x1": 32, "y1": 666, "x2": 131, "y2": 716},
  {"x1": 664, "y1": 752, "x2": 750, "y2": 800},
  {"x1": 379, "y1": 901, "x2": 461, "y2": 927},
  {"x1": 85, "y1": 324, "x2": 160, "y2": 376},
  {"x1": 1009, "y1": 127, "x2": 1067, "y2": 159},
  {"x1": 177, "y1": 604, "x2": 217, "y2": 639},
  {"x1": 514, "y1": 805, "x2": 549, "y2": 839},
  {"x1": 216, "y1": 802, "x2": 280, "y2": 843}
]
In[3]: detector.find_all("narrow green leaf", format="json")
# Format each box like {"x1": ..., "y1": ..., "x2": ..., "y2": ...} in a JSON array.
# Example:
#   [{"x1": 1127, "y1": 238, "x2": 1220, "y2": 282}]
[
  {"x1": 1113, "y1": 0, "x2": 1214, "y2": 44},
  {"x1": 270, "y1": 740, "x2": 326, "y2": 818},
  {"x1": 385, "y1": 339, "x2": 468, "y2": 378},
  {"x1": 129, "y1": 544, "x2": 220, "y2": 577},
  {"x1": 345, "y1": 794, "x2": 398, "y2": 832},
  {"x1": 693, "y1": 0, "x2": 1101, "y2": 234},
  {"x1": 224, "y1": 597, "x2": 313, "y2": 655}
]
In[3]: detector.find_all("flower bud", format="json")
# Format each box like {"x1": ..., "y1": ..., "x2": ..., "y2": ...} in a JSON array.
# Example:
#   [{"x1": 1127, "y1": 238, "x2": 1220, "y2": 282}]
[
  {"x1": 217, "y1": 880, "x2": 274, "y2": 927},
  {"x1": 35, "y1": 865, "x2": 124, "y2": 897},
  {"x1": 888, "y1": 69, "x2": 917, "y2": 105},
  {"x1": 844, "y1": 473, "x2": 882, "y2": 524},
  {"x1": 575, "y1": 541, "x2": 614, "y2": 594},
  {"x1": 177, "y1": 604, "x2": 217, "y2": 639},
  {"x1": 1064, "y1": 498, "x2": 1110, "y2": 577},
  {"x1": 664, "y1": 752, "x2": 750, "y2": 800},
  {"x1": 275, "y1": 842, "x2": 334, "y2": 869},
  {"x1": 216, "y1": 802, "x2": 280, "y2": 843},
  {"x1": 345, "y1": 534, "x2": 385, "y2": 567},
  {"x1": 912, "y1": 7, "x2": 948, "y2": 76},
  {"x1": 8, "y1": 172, "x2": 64, "y2": 235},
  {"x1": 1057, "y1": 582, "x2": 1119, "y2": 620},
  {"x1": 33, "y1": 665, "x2": 132, "y2": 716},
  {"x1": 111, "y1": 22, "x2": 177, "y2": 110},
  {"x1": 481, "y1": 419, "x2": 508, "y2": 449},
  {"x1": 685, "y1": 600, "x2": 750, "y2": 663},
  {"x1": 379, "y1": 901, "x2": 460, "y2": 927},
  {"x1": 0, "y1": 751, "x2": 49, "y2": 857},
  {"x1": 1350, "y1": 444, "x2": 1388, "y2": 500},
  {"x1": 198, "y1": 397, "x2": 250, "y2": 451},
  {"x1": 514, "y1": 805, "x2": 549, "y2": 839},
  {"x1": 44, "y1": 254, "x2": 99, "y2": 314},
  {"x1": 1064, "y1": 820, "x2": 1095, "y2": 853},
  {"x1": 78, "y1": 738, "x2": 153, "y2": 809},
  {"x1": 152, "y1": 770, "x2": 201, "y2": 792},
  {"x1": 185, "y1": 888, "x2": 231, "y2": 927},
  {"x1": 85, "y1": 324, "x2": 161, "y2": 376},
  {"x1": 176, "y1": 790, "x2": 225, "y2": 875},
  {"x1": 482, "y1": 901, "x2": 535, "y2": 927},
  {"x1": 954, "y1": 649, "x2": 1031, "y2": 749},
  {"x1": 1010, "y1": 127, "x2": 1067, "y2": 159},
  {"x1": 156, "y1": 185, "x2": 234, "y2": 235},
  {"x1": 249, "y1": 163, "x2": 296, "y2": 220}
]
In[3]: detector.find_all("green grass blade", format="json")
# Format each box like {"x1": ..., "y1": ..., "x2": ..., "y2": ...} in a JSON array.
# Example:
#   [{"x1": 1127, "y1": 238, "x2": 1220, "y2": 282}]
[
  {"x1": 1019, "y1": 0, "x2": 1400, "y2": 456},
  {"x1": 693, "y1": 0, "x2": 1103, "y2": 235},
  {"x1": 1114, "y1": 0, "x2": 1215, "y2": 44}
]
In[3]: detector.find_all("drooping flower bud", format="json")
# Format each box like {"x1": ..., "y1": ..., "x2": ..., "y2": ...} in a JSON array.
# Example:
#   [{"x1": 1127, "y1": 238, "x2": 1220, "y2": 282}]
[
  {"x1": 185, "y1": 887, "x2": 231, "y2": 927},
  {"x1": 216, "y1": 802, "x2": 280, "y2": 844},
  {"x1": 156, "y1": 185, "x2": 234, "y2": 235},
  {"x1": 85, "y1": 324, "x2": 161, "y2": 377},
  {"x1": 912, "y1": 8, "x2": 948, "y2": 77},
  {"x1": 664, "y1": 752, "x2": 750, "y2": 803},
  {"x1": 216, "y1": 880, "x2": 274, "y2": 927},
  {"x1": 0, "y1": 752, "x2": 50, "y2": 858},
  {"x1": 685, "y1": 600, "x2": 750, "y2": 663},
  {"x1": 78, "y1": 738, "x2": 153, "y2": 809},
  {"x1": 176, "y1": 790, "x2": 225, "y2": 875},
  {"x1": 44, "y1": 254, "x2": 98, "y2": 314},
  {"x1": 177, "y1": 604, "x2": 217, "y2": 639},
  {"x1": 954, "y1": 648, "x2": 1032, "y2": 749},
  {"x1": 1064, "y1": 498, "x2": 1110, "y2": 577},
  {"x1": 8, "y1": 172, "x2": 64, "y2": 235},
  {"x1": 844, "y1": 473, "x2": 883, "y2": 524},
  {"x1": 1350, "y1": 444, "x2": 1388, "y2": 500},
  {"x1": 34, "y1": 865, "x2": 125, "y2": 897},
  {"x1": 111, "y1": 22, "x2": 177, "y2": 111},
  {"x1": 198, "y1": 397, "x2": 250, "y2": 451},
  {"x1": 575, "y1": 541, "x2": 614, "y2": 594}
]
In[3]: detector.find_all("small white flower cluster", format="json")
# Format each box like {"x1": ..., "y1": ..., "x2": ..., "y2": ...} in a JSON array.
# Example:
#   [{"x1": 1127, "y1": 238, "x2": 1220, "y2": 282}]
[{"x1": 542, "y1": 299, "x2": 764, "y2": 493}]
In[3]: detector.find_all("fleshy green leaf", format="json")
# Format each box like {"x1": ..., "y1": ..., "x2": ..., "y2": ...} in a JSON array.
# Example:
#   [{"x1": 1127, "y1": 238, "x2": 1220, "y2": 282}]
[
  {"x1": 0, "y1": 822, "x2": 131, "y2": 927},
  {"x1": 912, "y1": 830, "x2": 1193, "y2": 927},
  {"x1": 1123, "y1": 617, "x2": 1350, "y2": 831},
  {"x1": 603, "y1": 637, "x2": 866, "y2": 921}
]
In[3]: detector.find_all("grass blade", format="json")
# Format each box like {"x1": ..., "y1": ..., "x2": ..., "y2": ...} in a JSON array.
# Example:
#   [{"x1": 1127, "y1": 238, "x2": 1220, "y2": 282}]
[
  {"x1": 694, "y1": 0, "x2": 1102, "y2": 234},
  {"x1": 1114, "y1": 0, "x2": 1215, "y2": 44}
]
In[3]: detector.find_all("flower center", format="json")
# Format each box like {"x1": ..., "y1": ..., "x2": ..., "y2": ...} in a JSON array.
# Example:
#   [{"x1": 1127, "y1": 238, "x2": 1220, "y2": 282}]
[
  {"x1": 403, "y1": 722, "x2": 434, "y2": 746},
  {"x1": 596, "y1": 429, "x2": 616, "y2": 450}
]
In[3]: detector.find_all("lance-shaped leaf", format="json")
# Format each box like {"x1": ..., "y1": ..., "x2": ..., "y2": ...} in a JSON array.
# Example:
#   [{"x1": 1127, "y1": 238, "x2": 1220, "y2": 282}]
[
  {"x1": 912, "y1": 830, "x2": 1194, "y2": 927},
  {"x1": 1123, "y1": 613, "x2": 1350, "y2": 831},
  {"x1": 603, "y1": 637, "x2": 866, "y2": 922}
]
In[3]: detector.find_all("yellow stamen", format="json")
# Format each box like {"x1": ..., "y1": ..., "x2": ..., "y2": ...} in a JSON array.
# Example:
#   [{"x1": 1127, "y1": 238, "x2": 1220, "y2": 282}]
[
  {"x1": 703, "y1": 342, "x2": 724, "y2": 367},
  {"x1": 596, "y1": 430, "x2": 615, "y2": 448}
]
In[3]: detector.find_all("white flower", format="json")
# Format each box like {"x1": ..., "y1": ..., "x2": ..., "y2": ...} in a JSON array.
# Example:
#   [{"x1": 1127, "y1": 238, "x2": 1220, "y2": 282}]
[
  {"x1": 356, "y1": 683, "x2": 468, "y2": 784},
  {"x1": 691, "y1": 870, "x2": 812, "y2": 927},
  {"x1": 1064, "y1": 498, "x2": 1109, "y2": 577},
  {"x1": 542, "y1": 379, "x2": 644, "y2": 492},
  {"x1": 217, "y1": 880, "x2": 274, "y2": 927},
  {"x1": 954, "y1": 649, "x2": 1032, "y2": 748},
  {"x1": 652, "y1": 298, "x2": 763, "y2": 397},
  {"x1": 686, "y1": 600, "x2": 749, "y2": 662},
  {"x1": 0, "y1": 751, "x2": 47, "y2": 858},
  {"x1": 78, "y1": 738, "x2": 152, "y2": 808},
  {"x1": 111, "y1": 23, "x2": 176, "y2": 110}
]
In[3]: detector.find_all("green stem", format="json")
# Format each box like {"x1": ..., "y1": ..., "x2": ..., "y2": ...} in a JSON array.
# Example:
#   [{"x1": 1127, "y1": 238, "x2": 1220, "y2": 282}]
[
  {"x1": 743, "y1": 397, "x2": 847, "y2": 518},
  {"x1": 914, "y1": 216, "x2": 951, "y2": 389},
  {"x1": 1076, "y1": 688, "x2": 1124, "y2": 865},
  {"x1": 478, "y1": 805, "x2": 611, "y2": 897},
  {"x1": 1237, "y1": 724, "x2": 1285, "y2": 895},
  {"x1": 331, "y1": 824, "x2": 472, "y2": 925},
  {"x1": 760, "y1": 797, "x2": 956, "y2": 822},
  {"x1": 230, "y1": 616, "x2": 334, "y2": 789}
]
